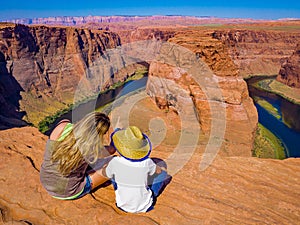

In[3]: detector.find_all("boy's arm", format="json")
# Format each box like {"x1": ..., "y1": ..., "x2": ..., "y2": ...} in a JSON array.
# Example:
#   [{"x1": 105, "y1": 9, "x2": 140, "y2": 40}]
[{"x1": 98, "y1": 164, "x2": 108, "y2": 178}]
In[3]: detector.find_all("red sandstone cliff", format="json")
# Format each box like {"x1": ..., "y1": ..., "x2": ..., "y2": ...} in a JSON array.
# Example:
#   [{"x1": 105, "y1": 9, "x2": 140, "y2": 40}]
[
  {"x1": 212, "y1": 29, "x2": 300, "y2": 77},
  {"x1": 111, "y1": 25, "x2": 300, "y2": 78},
  {"x1": 0, "y1": 24, "x2": 124, "y2": 126},
  {"x1": 146, "y1": 30, "x2": 258, "y2": 157},
  {"x1": 0, "y1": 23, "x2": 121, "y2": 95},
  {"x1": 277, "y1": 43, "x2": 300, "y2": 88},
  {"x1": 142, "y1": 27, "x2": 300, "y2": 157},
  {"x1": 1, "y1": 23, "x2": 298, "y2": 152},
  {"x1": 117, "y1": 27, "x2": 177, "y2": 44}
]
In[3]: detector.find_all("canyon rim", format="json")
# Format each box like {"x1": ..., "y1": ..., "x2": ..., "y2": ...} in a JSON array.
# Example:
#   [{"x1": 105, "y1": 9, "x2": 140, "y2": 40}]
[{"x1": 0, "y1": 17, "x2": 300, "y2": 224}]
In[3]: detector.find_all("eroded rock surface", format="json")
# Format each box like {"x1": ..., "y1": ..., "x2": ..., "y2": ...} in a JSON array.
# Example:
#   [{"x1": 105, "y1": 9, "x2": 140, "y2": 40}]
[
  {"x1": 0, "y1": 101, "x2": 299, "y2": 224},
  {"x1": 146, "y1": 31, "x2": 257, "y2": 157},
  {"x1": 277, "y1": 43, "x2": 300, "y2": 88},
  {"x1": 0, "y1": 24, "x2": 124, "y2": 126},
  {"x1": 213, "y1": 30, "x2": 300, "y2": 77}
]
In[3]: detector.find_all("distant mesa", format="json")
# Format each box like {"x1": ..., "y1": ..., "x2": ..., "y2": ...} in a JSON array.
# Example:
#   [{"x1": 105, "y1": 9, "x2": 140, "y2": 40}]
[{"x1": 1, "y1": 15, "x2": 277, "y2": 27}]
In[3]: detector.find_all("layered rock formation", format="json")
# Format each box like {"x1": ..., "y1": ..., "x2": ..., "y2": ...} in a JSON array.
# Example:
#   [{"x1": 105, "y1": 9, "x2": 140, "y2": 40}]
[
  {"x1": 277, "y1": 43, "x2": 300, "y2": 88},
  {"x1": 0, "y1": 99, "x2": 299, "y2": 224},
  {"x1": 1, "y1": 22, "x2": 299, "y2": 128},
  {"x1": 119, "y1": 26, "x2": 300, "y2": 158},
  {"x1": 213, "y1": 29, "x2": 300, "y2": 77},
  {"x1": 0, "y1": 23, "x2": 123, "y2": 126},
  {"x1": 3, "y1": 15, "x2": 266, "y2": 27},
  {"x1": 112, "y1": 24, "x2": 300, "y2": 78},
  {"x1": 4, "y1": 15, "x2": 207, "y2": 26},
  {"x1": 147, "y1": 30, "x2": 258, "y2": 156},
  {"x1": 117, "y1": 27, "x2": 177, "y2": 44}
]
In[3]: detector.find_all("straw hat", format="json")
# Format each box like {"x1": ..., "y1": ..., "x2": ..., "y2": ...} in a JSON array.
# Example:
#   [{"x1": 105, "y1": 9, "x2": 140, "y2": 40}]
[{"x1": 111, "y1": 126, "x2": 152, "y2": 161}]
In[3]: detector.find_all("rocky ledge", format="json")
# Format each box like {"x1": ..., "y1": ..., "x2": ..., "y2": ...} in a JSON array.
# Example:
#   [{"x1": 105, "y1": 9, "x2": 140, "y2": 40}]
[{"x1": 0, "y1": 99, "x2": 299, "y2": 224}]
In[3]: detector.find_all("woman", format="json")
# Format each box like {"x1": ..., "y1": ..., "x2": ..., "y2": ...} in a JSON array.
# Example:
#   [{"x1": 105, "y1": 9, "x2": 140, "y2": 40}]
[{"x1": 40, "y1": 112, "x2": 115, "y2": 200}]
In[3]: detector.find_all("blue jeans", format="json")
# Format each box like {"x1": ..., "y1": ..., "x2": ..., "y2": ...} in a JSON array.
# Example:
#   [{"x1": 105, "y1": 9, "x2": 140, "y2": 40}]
[
  {"x1": 149, "y1": 170, "x2": 168, "y2": 197},
  {"x1": 147, "y1": 171, "x2": 169, "y2": 212},
  {"x1": 76, "y1": 175, "x2": 92, "y2": 199},
  {"x1": 111, "y1": 171, "x2": 168, "y2": 197}
]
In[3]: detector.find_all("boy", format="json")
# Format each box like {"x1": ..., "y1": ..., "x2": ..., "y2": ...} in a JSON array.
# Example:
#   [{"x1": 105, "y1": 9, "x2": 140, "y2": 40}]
[{"x1": 102, "y1": 126, "x2": 169, "y2": 213}]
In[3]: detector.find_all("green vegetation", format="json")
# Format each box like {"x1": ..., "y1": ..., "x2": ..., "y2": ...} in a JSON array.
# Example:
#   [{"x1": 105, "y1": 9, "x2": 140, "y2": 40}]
[
  {"x1": 253, "y1": 78, "x2": 300, "y2": 105},
  {"x1": 132, "y1": 68, "x2": 148, "y2": 79},
  {"x1": 38, "y1": 70, "x2": 148, "y2": 133},
  {"x1": 20, "y1": 92, "x2": 70, "y2": 127},
  {"x1": 253, "y1": 123, "x2": 286, "y2": 159},
  {"x1": 38, "y1": 107, "x2": 72, "y2": 133},
  {"x1": 37, "y1": 92, "x2": 104, "y2": 133},
  {"x1": 269, "y1": 79, "x2": 300, "y2": 105},
  {"x1": 253, "y1": 78, "x2": 272, "y2": 91},
  {"x1": 254, "y1": 97, "x2": 281, "y2": 119},
  {"x1": 107, "y1": 68, "x2": 147, "y2": 90}
]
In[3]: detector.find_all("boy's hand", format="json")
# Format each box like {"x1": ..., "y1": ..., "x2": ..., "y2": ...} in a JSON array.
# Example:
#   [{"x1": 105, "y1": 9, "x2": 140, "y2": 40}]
[
  {"x1": 155, "y1": 165, "x2": 167, "y2": 174},
  {"x1": 105, "y1": 145, "x2": 116, "y2": 155}
]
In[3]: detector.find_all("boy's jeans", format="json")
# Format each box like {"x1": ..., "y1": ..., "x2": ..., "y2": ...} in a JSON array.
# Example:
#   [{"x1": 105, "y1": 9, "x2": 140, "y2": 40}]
[{"x1": 149, "y1": 170, "x2": 168, "y2": 197}]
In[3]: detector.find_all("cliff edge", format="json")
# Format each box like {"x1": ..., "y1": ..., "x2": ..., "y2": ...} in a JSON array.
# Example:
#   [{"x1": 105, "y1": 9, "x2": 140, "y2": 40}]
[
  {"x1": 0, "y1": 105, "x2": 299, "y2": 224},
  {"x1": 277, "y1": 43, "x2": 300, "y2": 88}
]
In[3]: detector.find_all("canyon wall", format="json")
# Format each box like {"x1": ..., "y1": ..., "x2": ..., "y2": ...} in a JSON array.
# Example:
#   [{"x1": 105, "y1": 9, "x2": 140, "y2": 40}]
[
  {"x1": 126, "y1": 27, "x2": 300, "y2": 156},
  {"x1": 0, "y1": 23, "x2": 299, "y2": 129},
  {"x1": 3, "y1": 15, "x2": 207, "y2": 26},
  {"x1": 117, "y1": 26, "x2": 300, "y2": 78},
  {"x1": 0, "y1": 23, "x2": 124, "y2": 126},
  {"x1": 117, "y1": 27, "x2": 177, "y2": 44},
  {"x1": 277, "y1": 43, "x2": 300, "y2": 88},
  {"x1": 212, "y1": 30, "x2": 300, "y2": 77},
  {"x1": 146, "y1": 30, "x2": 258, "y2": 156}
]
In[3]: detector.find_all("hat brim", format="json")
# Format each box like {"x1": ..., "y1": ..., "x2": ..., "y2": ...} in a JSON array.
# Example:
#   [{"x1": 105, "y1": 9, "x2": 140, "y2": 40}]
[{"x1": 110, "y1": 128, "x2": 152, "y2": 162}]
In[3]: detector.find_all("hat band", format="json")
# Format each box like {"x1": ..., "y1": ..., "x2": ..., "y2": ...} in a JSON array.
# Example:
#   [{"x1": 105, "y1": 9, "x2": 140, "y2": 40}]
[{"x1": 110, "y1": 128, "x2": 152, "y2": 162}]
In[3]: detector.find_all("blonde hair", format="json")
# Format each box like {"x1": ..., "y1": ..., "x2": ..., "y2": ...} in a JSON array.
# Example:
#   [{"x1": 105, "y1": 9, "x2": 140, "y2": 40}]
[{"x1": 51, "y1": 112, "x2": 110, "y2": 176}]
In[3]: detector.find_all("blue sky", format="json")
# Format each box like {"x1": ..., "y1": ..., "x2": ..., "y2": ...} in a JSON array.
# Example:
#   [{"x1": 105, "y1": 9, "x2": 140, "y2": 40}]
[{"x1": 0, "y1": 0, "x2": 299, "y2": 20}]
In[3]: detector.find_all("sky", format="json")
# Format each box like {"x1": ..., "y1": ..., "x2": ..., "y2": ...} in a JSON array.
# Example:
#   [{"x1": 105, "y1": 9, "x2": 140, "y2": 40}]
[{"x1": 0, "y1": 0, "x2": 299, "y2": 20}]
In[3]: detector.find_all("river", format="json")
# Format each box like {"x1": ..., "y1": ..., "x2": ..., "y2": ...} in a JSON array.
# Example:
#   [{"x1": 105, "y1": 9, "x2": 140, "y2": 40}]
[
  {"x1": 45, "y1": 75, "x2": 300, "y2": 158},
  {"x1": 44, "y1": 77, "x2": 147, "y2": 136},
  {"x1": 246, "y1": 76, "x2": 300, "y2": 157}
]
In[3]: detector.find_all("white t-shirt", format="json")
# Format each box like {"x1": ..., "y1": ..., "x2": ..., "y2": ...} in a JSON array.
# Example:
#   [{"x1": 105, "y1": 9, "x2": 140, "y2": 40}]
[{"x1": 105, "y1": 156, "x2": 157, "y2": 213}]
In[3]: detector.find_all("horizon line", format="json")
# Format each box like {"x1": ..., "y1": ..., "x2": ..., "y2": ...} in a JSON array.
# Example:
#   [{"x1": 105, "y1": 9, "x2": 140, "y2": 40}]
[{"x1": 2, "y1": 14, "x2": 300, "y2": 22}]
